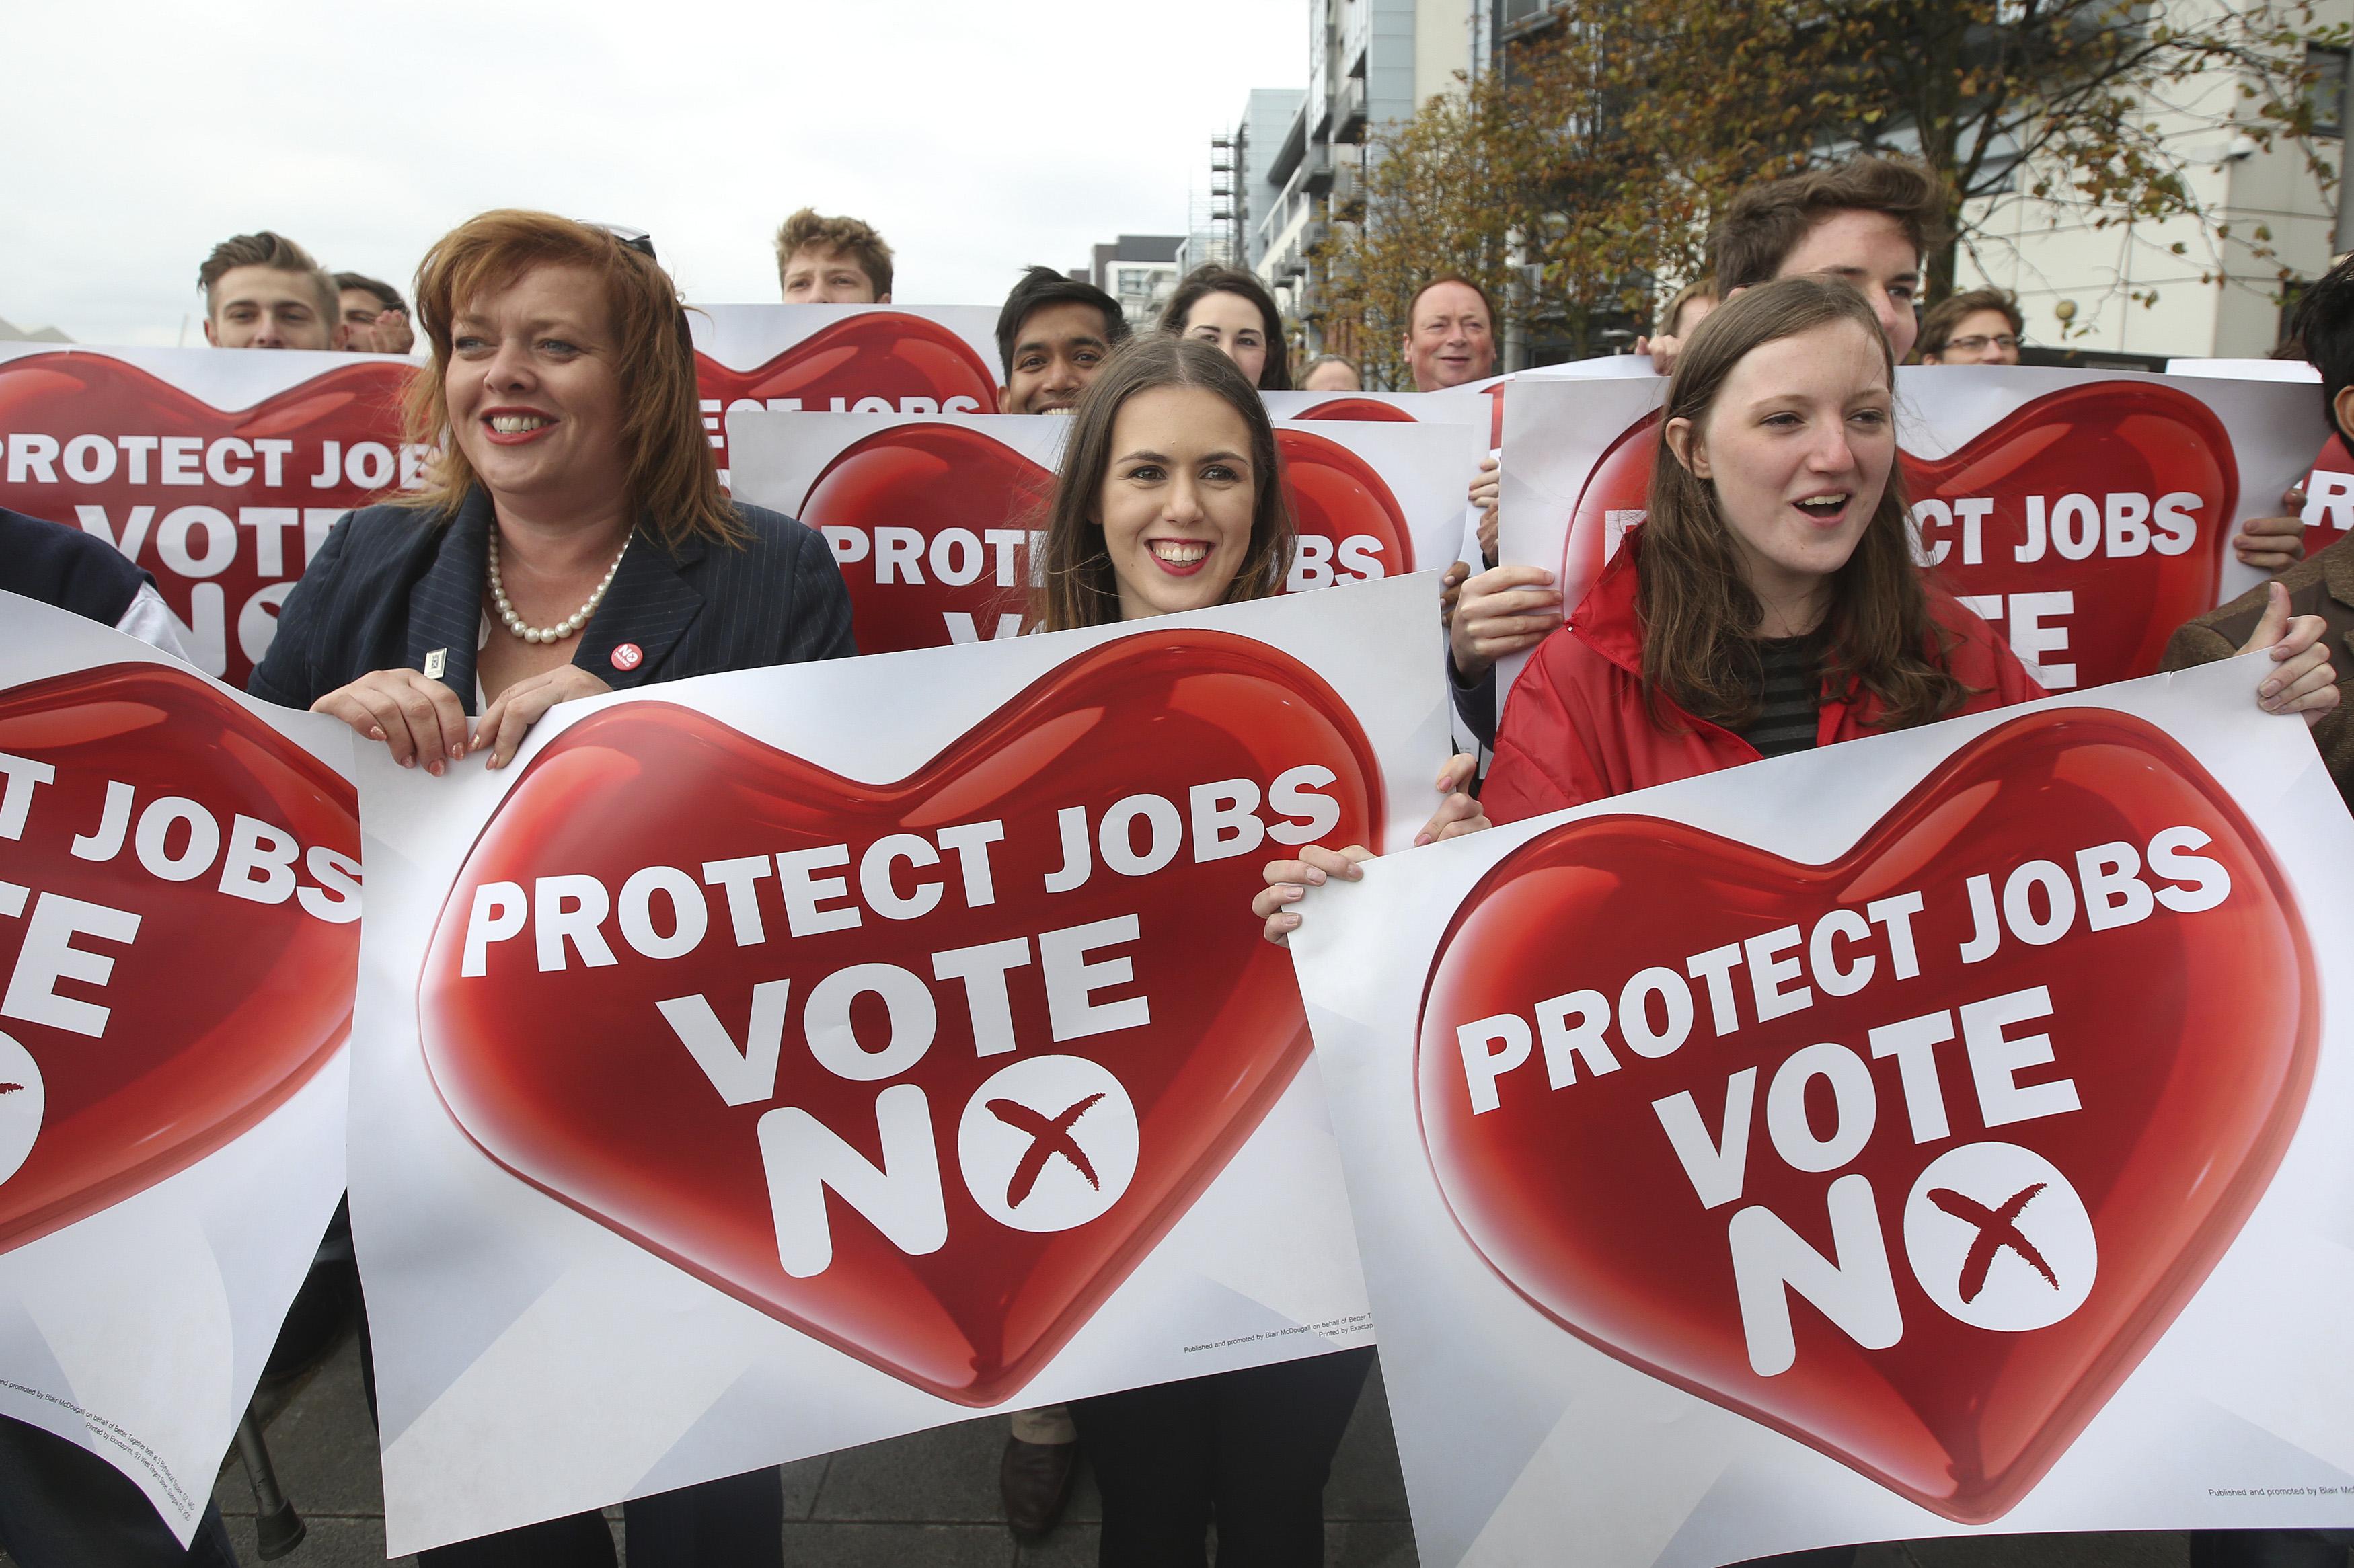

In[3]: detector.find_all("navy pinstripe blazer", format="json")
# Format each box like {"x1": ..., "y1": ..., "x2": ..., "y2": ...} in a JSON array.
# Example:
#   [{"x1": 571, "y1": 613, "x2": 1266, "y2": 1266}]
[{"x1": 247, "y1": 487, "x2": 856, "y2": 710}]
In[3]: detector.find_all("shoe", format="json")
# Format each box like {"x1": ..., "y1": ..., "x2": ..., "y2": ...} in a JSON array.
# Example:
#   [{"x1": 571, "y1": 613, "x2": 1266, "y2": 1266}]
[{"x1": 999, "y1": 1434, "x2": 1077, "y2": 1540}]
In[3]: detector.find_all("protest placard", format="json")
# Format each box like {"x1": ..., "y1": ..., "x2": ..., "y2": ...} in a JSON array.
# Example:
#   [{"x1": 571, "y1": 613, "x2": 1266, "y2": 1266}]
[
  {"x1": 348, "y1": 573, "x2": 1447, "y2": 1551},
  {"x1": 0, "y1": 592, "x2": 358, "y2": 1541},
  {"x1": 1291, "y1": 656, "x2": 2354, "y2": 1565}
]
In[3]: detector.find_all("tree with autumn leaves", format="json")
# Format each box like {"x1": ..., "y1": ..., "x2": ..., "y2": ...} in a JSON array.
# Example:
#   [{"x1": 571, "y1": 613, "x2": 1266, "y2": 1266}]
[{"x1": 1312, "y1": 0, "x2": 2347, "y2": 384}]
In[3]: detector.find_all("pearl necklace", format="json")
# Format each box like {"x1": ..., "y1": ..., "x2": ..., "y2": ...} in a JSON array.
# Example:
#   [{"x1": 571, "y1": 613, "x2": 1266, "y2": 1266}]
[{"x1": 488, "y1": 528, "x2": 630, "y2": 645}]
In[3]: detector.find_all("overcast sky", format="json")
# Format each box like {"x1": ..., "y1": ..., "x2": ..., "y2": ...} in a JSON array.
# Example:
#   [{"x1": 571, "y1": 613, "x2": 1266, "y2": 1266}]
[{"x1": 3, "y1": 1, "x2": 1309, "y2": 347}]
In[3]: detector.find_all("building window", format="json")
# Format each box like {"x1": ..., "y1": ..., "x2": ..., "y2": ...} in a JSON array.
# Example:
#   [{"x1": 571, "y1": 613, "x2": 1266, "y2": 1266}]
[{"x1": 2309, "y1": 44, "x2": 2347, "y2": 138}]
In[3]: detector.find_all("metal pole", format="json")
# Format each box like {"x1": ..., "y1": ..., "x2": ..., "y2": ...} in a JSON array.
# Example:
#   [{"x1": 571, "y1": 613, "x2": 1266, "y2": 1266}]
[
  {"x1": 1504, "y1": 227, "x2": 1529, "y2": 373},
  {"x1": 235, "y1": 1408, "x2": 307, "y2": 1560}
]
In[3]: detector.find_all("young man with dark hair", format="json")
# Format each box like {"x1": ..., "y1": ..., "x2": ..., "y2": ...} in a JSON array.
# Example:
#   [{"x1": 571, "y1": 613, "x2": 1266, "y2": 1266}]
[
  {"x1": 1917, "y1": 286, "x2": 2023, "y2": 364},
  {"x1": 2164, "y1": 253, "x2": 2354, "y2": 812},
  {"x1": 199, "y1": 231, "x2": 342, "y2": 350},
  {"x1": 773, "y1": 209, "x2": 893, "y2": 303},
  {"x1": 993, "y1": 266, "x2": 1129, "y2": 415},
  {"x1": 334, "y1": 271, "x2": 414, "y2": 354}
]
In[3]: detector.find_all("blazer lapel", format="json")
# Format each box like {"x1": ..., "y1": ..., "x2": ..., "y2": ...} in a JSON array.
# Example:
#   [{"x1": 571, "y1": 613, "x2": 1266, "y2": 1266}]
[
  {"x1": 404, "y1": 489, "x2": 493, "y2": 715},
  {"x1": 575, "y1": 527, "x2": 706, "y2": 690}
]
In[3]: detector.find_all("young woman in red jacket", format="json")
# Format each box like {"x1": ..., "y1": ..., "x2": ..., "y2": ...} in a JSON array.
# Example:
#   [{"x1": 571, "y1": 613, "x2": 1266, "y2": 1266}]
[
  {"x1": 1260, "y1": 274, "x2": 2339, "y2": 951},
  {"x1": 1255, "y1": 271, "x2": 2338, "y2": 1568}
]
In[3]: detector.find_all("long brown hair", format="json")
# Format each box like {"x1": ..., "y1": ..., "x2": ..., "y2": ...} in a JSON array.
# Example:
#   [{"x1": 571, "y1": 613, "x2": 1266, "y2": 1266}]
[
  {"x1": 1160, "y1": 266, "x2": 1293, "y2": 391},
  {"x1": 1640, "y1": 274, "x2": 1968, "y2": 732},
  {"x1": 1026, "y1": 336, "x2": 1294, "y2": 633},
  {"x1": 399, "y1": 210, "x2": 740, "y2": 549}
]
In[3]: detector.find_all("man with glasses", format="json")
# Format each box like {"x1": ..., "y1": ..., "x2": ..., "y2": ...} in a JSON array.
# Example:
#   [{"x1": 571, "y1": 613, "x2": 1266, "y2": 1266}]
[{"x1": 1918, "y1": 288, "x2": 2024, "y2": 364}]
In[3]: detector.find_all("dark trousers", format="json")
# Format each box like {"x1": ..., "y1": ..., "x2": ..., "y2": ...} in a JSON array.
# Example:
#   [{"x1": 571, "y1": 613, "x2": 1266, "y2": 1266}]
[
  {"x1": 0, "y1": 1415, "x2": 238, "y2": 1568},
  {"x1": 2191, "y1": 1530, "x2": 2354, "y2": 1567},
  {"x1": 1739, "y1": 1552, "x2": 1859, "y2": 1567},
  {"x1": 1071, "y1": 1345, "x2": 1375, "y2": 1568},
  {"x1": 356, "y1": 1280, "x2": 785, "y2": 1568},
  {"x1": 414, "y1": 1466, "x2": 786, "y2": 1568}
]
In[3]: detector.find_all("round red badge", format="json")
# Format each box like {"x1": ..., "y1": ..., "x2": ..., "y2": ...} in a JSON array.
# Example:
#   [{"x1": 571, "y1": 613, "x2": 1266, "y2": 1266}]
[{"x1": 609, "y1": 643, "x2": 644, "y2": 672}]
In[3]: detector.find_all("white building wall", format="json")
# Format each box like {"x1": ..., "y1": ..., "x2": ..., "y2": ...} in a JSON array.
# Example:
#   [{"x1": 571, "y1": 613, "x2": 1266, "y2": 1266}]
[{"x1": 1954, "y1": 0, "x2": 2349, "y2": 359}]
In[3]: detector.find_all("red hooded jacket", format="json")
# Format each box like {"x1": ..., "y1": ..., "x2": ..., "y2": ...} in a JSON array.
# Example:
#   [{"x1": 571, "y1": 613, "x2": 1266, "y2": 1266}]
[{"x1": 1482, "y1": 536, "x2": 2045, "y2": 825}]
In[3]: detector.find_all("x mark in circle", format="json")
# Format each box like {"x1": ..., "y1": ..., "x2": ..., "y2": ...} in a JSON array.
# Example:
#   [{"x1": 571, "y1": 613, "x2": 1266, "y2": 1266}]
[
  {"x1": 1928, "y1": 1181, "x2": 2059, "y2": 1302},
  {"x1": 987, "y1": 1093, "x2": 1108, "y2": 1208}
]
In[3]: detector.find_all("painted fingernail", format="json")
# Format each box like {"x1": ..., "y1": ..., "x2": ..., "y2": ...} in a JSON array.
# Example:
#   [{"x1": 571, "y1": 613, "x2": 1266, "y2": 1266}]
[
  {"x1": 400, "y1": 754, "x2": 415, "y2": 767},
  {"x1": 428, "y1": 760, "x2": 443, "y2": 777},
  {"x1": 449, "y1": 743, "x2": 465, "y2": 760},
  {"x1": 368, "y1": 726, "x2": 385, "y2": 740}
]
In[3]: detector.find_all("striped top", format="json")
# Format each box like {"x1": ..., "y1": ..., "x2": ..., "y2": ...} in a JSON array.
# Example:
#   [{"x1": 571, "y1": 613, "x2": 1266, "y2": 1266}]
[{"x1": 1738, "y1": 635, "x2": 1822, "y2": 758}]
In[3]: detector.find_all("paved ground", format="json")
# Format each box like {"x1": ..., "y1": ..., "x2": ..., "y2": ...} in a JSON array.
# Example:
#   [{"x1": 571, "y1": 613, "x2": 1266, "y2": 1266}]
[{"x1": 1, "y1": 1324, "x2": 2257, "y2": 1565}]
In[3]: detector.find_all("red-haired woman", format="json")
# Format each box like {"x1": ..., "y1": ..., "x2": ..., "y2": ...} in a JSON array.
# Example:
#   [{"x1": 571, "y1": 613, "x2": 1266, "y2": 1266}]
[{"x1": 254, "y1": 212, "x2": 853, "y2": 1568}]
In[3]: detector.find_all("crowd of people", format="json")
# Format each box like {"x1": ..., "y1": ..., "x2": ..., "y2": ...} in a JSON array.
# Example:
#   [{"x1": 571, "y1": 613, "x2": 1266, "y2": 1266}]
[{"x1": 3, "y1": 151, "x2": 2351, "y2": 1568}]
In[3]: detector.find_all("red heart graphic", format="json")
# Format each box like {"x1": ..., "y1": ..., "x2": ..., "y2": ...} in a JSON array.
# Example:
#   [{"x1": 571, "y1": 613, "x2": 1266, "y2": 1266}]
[
  {"x1": 798, "y1": 422, "x2": 1053, "y2": 656},
  {"x1": 1278, "y1": 426, "x2": 1417, "y2": 582},
  {"x1": 1294, "y1": 397, "x2": 1418, "y2": 423},
  {"x1": 0, "y1": 354, "x2": 416, "y2": 687},
  {"x1": 797, "y1": 424, "x2": 1416, "y2": 656},
  {"x1": 0, "y1": 663, "x2": 360, "y2": 1253},
  {"x1": 696, "y1": 313, "x2": 1002, "y2": 476},
  {"x1": 1418, "y1": 707, "x2": 2313, "y2": 1521},
  {"x1": 1565, "y1": 385, "x2": 2239, "y2": 687},
  {"x1": 416, "y1": 629, "x2": 1383, "y2": 1404}
]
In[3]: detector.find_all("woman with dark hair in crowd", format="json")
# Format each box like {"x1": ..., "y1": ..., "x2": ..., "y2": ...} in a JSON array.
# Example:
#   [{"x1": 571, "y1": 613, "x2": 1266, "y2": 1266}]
[
  {"x1": 251, "y1": 209, "x2": 853, "y2": 1568},
  {"x1": 1256, "y1": 267, "x2": 2339, "y2": 1568},
  {"x1": 1036, "y1": 333, "x2": 1470, "y2": 1565},
  {"x1": 1157, "y1": 264, "x2": 1293, "y2": 393}
]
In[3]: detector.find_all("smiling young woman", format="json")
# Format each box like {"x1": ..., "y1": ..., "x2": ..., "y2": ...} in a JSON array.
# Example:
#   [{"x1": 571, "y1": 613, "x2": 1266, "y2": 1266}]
[{"x1": 1031, "y1": 335, "x2": 1478, "y2": 1565}]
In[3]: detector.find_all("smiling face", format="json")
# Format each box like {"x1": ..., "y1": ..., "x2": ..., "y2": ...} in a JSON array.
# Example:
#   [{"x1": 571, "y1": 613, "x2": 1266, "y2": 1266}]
[
  {"x1": 1095, "y1": 385, "x2": 1260, "y2": 621},
  {"x1": 205, "y1": 265, "x2": 339, "y2": 350},
  {"x1": 1774, "y1": 210, "x2": 1922, "y2": 362},
  {"x1": 1180, "y1": 290, "x2": 1270, "y2": 387},
  {"x1": 1666, "y1": 319, "x2": 1895, "y2": 626},
  {"x1": 1001, "y1": 301, "x2": 1116, "y2": 414},
  {"x1": 781, "y1": 244, "x2": 884, "y2": 304},
  {"x1": 445, "y1": 263, "x2": 630, "y2": 520},
  {"x1": 1403, "y1": 281, "x2": 1496, "y2": 391}
]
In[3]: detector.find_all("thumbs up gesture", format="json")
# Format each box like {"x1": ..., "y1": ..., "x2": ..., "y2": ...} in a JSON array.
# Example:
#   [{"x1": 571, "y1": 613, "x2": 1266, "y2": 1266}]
[{"x1": 2238, "y1": 581, "x2": 2341, "y2": 728}]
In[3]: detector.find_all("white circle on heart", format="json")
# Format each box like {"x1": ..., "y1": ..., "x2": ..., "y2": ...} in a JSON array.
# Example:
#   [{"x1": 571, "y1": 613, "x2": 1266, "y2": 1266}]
[
  {"x1": 1903, "y1": 1140, "x2": 2096, "y2": 1332},
  {"x1": 956, "y1": 1054, "x2": 1138, "y2": 1234},
  {"x1": 0, "y1": 1031, "x2": 44, "y2": 1187}
]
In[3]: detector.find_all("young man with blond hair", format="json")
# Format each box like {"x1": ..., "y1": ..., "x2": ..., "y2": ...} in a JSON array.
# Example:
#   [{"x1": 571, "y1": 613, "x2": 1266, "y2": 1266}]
[
  {"x1": 200, "y1": 231, "x2": 343, "y2": 350},
  {"x1": 773, "y1": 209, "x2": 893, "y2": 303}
]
